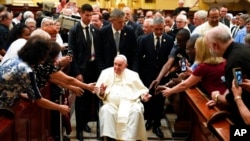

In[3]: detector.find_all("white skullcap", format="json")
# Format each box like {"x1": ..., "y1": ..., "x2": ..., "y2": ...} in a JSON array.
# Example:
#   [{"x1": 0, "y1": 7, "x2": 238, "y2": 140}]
[{"x1": 116, "y1": 54, "x2": 127, "y2": 63}]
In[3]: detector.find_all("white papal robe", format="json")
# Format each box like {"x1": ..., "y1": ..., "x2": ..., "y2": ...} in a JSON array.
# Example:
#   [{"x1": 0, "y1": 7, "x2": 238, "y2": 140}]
[{"x1": 96, "y1": 67, "x2": 149, "y2": 141}]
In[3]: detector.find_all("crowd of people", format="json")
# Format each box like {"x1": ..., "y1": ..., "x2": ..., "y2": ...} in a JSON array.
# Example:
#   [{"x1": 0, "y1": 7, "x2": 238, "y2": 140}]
[{"x1": 1, "y1": 0, "x2": 250, "y2": 141}]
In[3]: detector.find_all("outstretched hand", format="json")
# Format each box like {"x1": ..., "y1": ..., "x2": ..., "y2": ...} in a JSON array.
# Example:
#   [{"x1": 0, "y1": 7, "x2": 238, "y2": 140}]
[
  {"x1": 156, "y1": 85, "x2": 173, "y2": 97},
  {"x1": 142, "y1": 93, "x2": 152, "y2": 102},
  {"x1": 87, "y1": 82, "x2": 98, "y2": 94},
  {"x1": 155, "y1": 85, "x2": 166, "y2": 94},
  {"x1": 149, "y1": 80, "x2": 160, "y2": 90},
  {"x1": 69, "y1": 85, "x2": 84, "y2": 96},
  {"x1": 58, "y1": 105, "x2": 70, "y2": 115}
]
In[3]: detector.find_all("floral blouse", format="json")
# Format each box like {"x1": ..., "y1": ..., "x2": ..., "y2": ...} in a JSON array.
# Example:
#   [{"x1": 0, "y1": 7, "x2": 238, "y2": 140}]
[
  {"x1": 34, "y1": 62, "x2": 60, "y2": 89},
  {"x1": 0, "y1": 57, "x2": 42, "y2": 107}
]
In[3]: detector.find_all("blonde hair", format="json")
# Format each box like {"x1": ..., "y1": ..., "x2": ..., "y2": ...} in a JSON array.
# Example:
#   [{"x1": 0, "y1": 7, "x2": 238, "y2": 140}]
[{"x1": 195, "y1": 36, "x2": 224, "y2": 65}]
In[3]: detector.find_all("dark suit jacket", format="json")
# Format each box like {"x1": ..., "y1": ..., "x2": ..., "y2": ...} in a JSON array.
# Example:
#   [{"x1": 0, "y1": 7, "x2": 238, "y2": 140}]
[
  {"x1": 133, "y1": 33, "x2": 174, "y2": 87},
  {"x1": 68, "y1": 22, "x2": 100, "y2": 77},
  {"x1": 220, "y1": 17, "x2": 230, "y2": 27},
  {"x1": 126, "y1": 20, "x2": 138, "y2": 31},
  {"x1": 97, "y1": 24, "x2": 137, "y2": 71},
  {"x1": 126, "y1": 20, "x2": 140, "y2": 38},
  {"x1": 103, "y1": 20, "x2": 110, "y2": 27}
]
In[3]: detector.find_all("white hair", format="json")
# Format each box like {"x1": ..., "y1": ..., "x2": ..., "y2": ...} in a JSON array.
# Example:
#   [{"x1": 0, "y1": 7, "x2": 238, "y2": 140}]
[
  {"x1": 40, "y1": 17, "x2": 53, "y2": 28},
  {"x1": 226, "y1": 13, "x2": 233, "y2": 20},
  {"x1": 25, "y1": 17, "x2": 36, "y2": 24},
  {"x1": 23, "y1": 11, "x2": 34, "y2": 19},
  {"x1": 176, "y1": 14, "x2": 187, "y2": 22},
  {"x1": 144, "y1": 18, "x2": 153, "y2": 26},
  {"x1": 194, "y1": 10, "x2": 208, "y2": 20}
]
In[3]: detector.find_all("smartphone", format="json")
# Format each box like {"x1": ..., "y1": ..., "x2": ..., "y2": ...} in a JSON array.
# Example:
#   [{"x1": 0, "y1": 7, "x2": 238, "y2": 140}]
[
  {"x1": 232, "y1": 67, "x2": 242, "y2": 87},
  {"x1": 67, "y1": 50, "x2": 73, "y2": 57},
  {"x1": 181, "y1": 57, "x2": 187, "y2": 72}
]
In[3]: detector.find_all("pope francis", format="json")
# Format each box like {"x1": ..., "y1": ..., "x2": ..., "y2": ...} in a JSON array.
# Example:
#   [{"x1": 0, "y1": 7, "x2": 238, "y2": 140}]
[{"x1": 95, "y1": 55, "x2": 151, "y2": 141}]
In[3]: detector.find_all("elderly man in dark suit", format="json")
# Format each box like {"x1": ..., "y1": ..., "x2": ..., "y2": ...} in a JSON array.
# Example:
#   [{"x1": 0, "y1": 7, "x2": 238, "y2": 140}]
[
  {"x1": 68, "y1": 4, "x2": 100, "y2": 141},
  {"x1": 122, "y1": 6, "x2": 138, "y2": 31},
  {"x1": 97, "y1": 8, "x2": 137, "y2": 71},
  {"x1": 133, "y1": 15, "x2": 174, "y2": 139},
  {"x1": 123, "y1": 6, "x2": 141, "y2": 38}
]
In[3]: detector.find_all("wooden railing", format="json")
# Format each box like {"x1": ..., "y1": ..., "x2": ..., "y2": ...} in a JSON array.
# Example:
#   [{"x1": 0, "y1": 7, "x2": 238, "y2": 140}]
[
  {"x1": 0, "y1": 85, "x2": 51, "y2": 141},
  {"x1": 184, "y1": 88, "x2": 233, "y2": 141}
]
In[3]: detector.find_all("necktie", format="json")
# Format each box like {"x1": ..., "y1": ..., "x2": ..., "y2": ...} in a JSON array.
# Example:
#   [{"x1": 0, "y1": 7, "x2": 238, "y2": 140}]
[
  {"x1": 114, "y1": 31, "x2": 120, "y2": 53},
  {"x1": 156, "y1": 37, "x2": 160, "y2": 54},
  {"x1": 85, "y1": 26, "x2": 91, "y2": 48},
  {"x1": 85, "y1": 26, "x2": 91, "y2": 58}
]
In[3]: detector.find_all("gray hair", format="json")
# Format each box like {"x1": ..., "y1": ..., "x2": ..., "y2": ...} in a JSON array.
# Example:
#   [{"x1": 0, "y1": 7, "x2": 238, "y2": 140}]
[
  {"x1": 110, "y1": 9, "x2": 124, "y2": 19},
  {"x1": 240, "y1": 14, "x2": 250, "y2": 22},
  {"x1": 176, "y1": 14, "x2": 187, "y2": 22},
  {"x1": 153, "y1": 16, "x2": 165, "y2": 25},
  {"x1": 23, "y1": 11, "x2": 34, "y2": 19},
  {"x1": 194, "y1": 10, "x2": 208, "y2": 21},
  {"x1": 41, "y1": 17, "x2": 53, "y2": 28},
  {"x1": 144, "y1": 18, "x2": 153, "y2": 26},
  {"x1": 25, "y1": 17, "x2": 36, "y2": 24}
]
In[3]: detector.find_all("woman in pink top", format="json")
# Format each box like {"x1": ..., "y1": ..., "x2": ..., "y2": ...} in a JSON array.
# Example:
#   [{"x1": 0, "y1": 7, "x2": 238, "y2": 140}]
[{"x1": 157, "y1": 36, "x2": 227, "y2": 99}]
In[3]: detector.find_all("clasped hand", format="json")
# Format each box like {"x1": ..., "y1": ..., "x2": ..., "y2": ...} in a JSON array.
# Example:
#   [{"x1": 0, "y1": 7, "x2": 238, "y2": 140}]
[
  {"x1": 155, "y1": 85, "x2": 171, "y2": 97},
  {"x1": 141, "y1": 93, "x2": 152, "y2": 102}
]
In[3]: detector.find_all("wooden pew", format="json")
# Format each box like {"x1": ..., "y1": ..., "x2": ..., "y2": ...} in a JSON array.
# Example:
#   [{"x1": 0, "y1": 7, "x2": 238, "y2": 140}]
[
  {"x1": 184, "y1": 88, "x2": 233, "y2": 141},
  {"x1": 0, "y1": 85, "x2": 52, "y2": 141},
  {"x1": 0, "y1": 109, "x2": 15, "y2": 141}
]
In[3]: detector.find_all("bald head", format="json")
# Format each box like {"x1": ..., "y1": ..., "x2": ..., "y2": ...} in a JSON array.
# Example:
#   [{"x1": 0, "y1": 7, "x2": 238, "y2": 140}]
[
  {"x1": 31, "y1": 29, "x2": 51, "y2": 40},
  {"x1": 178, "y1": 0, "x2": 184, "y2": 7},
  {"x1": 206, "y1": 26, "x2": 232, "y2": 44},
  {"x1": 123, "y1": 7, "x2": 131, "y2": 22},
  {"x1": 205, "y1": 26, "x2": 233, "y2": 57}
]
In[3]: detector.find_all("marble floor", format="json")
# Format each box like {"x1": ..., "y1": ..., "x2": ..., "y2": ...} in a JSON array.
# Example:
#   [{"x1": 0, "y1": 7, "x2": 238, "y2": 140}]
[{"x1": 63, "y1": 111, "x2": 184, "y2": 141}]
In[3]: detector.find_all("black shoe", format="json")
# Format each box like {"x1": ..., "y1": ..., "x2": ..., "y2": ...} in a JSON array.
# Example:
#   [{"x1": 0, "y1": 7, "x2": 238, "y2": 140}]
[
  {"x1": 106, "y1": 136, "x2": 116, "y2": 141},
  {"x1": 53, "y1": 136, "x2": 70, "y2": 141},
  {"x1": 145, "y1": 120, "x2": 153, "y2": 130},
  {"x1": 83, "y1": 124, "x2": 91, "y2": 133},
  {"x1": 153, "y1": 127, "x2": 164, "y2": 139},
  {"x1": 76, "y1": 131, "x2": 83, "y2": 141},
  {"x1": 63, "y1": 136, "x2": 70, "y2": 141}
]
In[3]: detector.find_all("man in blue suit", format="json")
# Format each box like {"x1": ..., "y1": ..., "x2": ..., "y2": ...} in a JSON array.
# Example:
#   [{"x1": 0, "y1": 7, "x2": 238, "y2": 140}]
[
  {"x1": 68, "y1": 4, "x2": 100, "y2": 141},
  {"x1": 133, "y1": 15, "x2": 174, "y2": 139},
  {"x1": 96, "y1": 8, "x2": 137, "y2": 71}
]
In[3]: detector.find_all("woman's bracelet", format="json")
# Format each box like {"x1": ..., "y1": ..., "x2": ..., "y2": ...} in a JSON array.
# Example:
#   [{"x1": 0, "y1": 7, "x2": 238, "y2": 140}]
[{"x1": 234, "y1": 96, "x2": 242, "y2": 101}]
